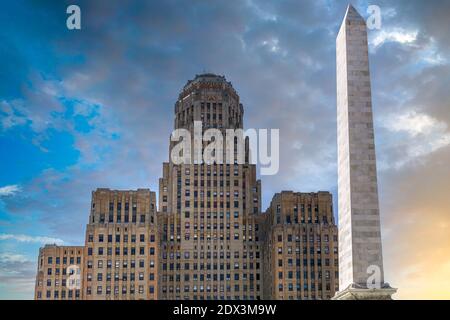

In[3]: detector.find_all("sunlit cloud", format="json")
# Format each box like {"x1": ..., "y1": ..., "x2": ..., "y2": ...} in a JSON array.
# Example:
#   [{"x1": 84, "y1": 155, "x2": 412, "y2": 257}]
[
  {"x1": 386, "y1": 111, "x2": 444, "y2": 136},
  {"x1": 370, "y1": 28, "x2": 418, "y2": 48},
  {"x1": 381, "y1": 111, "x2": 450, "y2": 168},
  {"x1": 0, "y1": 185, "x2": 21, "y2": 197}
]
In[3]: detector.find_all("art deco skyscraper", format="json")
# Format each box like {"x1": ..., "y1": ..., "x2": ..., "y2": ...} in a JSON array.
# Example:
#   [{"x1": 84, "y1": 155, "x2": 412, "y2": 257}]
[
  {"x1": 158, "y1": 74, "x2": 263, "y2": 300},
  {"x1": 335, "y1": 5, "x2": 396, "y2": 299},
  {"x1": 33, "y1": 73, "x2": 340, "y2": 301}
]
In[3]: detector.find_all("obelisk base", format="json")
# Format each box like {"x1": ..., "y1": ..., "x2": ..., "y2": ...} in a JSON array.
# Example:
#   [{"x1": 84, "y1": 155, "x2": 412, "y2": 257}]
[{"x1": 332, "y1": 284, "x2": 397, "y2": 300}]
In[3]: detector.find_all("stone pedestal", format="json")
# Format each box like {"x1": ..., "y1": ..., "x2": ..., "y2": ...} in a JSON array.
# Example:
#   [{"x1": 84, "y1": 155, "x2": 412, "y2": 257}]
[{"x1": 332, "y1": 284, "x2": 397, "y2": 300}]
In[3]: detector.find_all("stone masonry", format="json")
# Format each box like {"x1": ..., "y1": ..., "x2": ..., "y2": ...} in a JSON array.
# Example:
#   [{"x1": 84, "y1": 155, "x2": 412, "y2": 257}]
[{"x1": 335, "y1": 4, "x2": 395, "y2": 299}]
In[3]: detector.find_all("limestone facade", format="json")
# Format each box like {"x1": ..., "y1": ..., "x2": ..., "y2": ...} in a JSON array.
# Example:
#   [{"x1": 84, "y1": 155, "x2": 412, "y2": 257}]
[
  {"x1": 262, "y1": 191, "x2": 339, "y2": 300},
  {"x1": 336, "y1": 4, "x2": 387, "y2": 292},
  {"x1": 34, "y1": 75, "x2": 338, "y2": 300},
  {"x1": 83, "y1": 189, "x2": 159, "y2": 300},
  {"x1": 159, "y1": 74, "x2": 263, "y2": 300},
  {"x1": 34, "y1": 245, "x2": 84, "y2": 300}
]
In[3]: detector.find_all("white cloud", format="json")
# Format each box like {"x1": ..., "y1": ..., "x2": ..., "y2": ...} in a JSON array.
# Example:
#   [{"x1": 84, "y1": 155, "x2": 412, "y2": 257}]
[
  {"x1": 386, "y1": 111, "x2": 438, "y2": 136},
  {"x1": 261, "y1": 38, "x2": 280, "y2": 52},
  {"x1": 246, "y1": 0, "x2": 277, "y2": 22},
  {"x1": 370, "y1": 28, "x2": 418, "y2": 48},
  {"x1": 0, "y1": 233, "x2": 65, "y2": 245},
  {"x1": 0, "y1": 101, "x2": 27, "y2": 130},
  {"x1": 383, "y1": 7, "x2": 397, "y2": 19},
  {"x1": 73, "y1": 100, "x2": 97, "y2": 117},
  {"x1": 0, "y1": 185, "x2": 21, "y2": 197},
  {"x1": 260, "y1": 38, "x2": 288, "y2": 57},
  {"x1": 0, "y1": 253, "x2": 30, "y2": 264},
  {"x1": 421, "y1": 37, "x2": 448, "y2": 66},
  {"x1": 0, "y1": 74, "x2": 64, "y2": 134},
  {"x1": 381, "y1": 111, "x2": 450, "y2": 168}
]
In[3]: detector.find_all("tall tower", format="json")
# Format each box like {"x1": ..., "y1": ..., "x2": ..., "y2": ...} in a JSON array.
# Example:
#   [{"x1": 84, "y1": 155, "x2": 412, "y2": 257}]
[
  {"x1": 334, "y1": 5, "x2": 396, "y2": 299},
  {"x1": 158, "y1": 74, "x2": 263, "y2": 300}
]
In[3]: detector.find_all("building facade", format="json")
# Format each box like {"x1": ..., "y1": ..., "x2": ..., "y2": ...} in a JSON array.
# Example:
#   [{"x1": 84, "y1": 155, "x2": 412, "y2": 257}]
[
  {"x1": 159, "y1": 74, "x2": 263, "y2": 300},
  {"x1": 34, "y1": 74, "x2": 338, "y2": 300},
  {"x1": 83, "y1": 188, "x2": 159, "y2": 300},
  {"x1": 35, "y1": 245, "x2": 84, "y2": 300},
  {"x1": 262, "y1": 192, "x2": 339, "y2": 300}
]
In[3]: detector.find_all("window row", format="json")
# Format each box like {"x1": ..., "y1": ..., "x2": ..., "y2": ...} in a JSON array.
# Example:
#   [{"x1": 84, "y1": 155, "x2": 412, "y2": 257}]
[
  {"x1": 164, "y1": 233, "x2": 259, "y2": 241},
  {"x1": 88, "y1": 233, "x2": 155, "y2": 243},
  {"x1": 277, "y1": 246, "x2": 338, "y2": 255},
  {"x1": 86, "y1": 259, "x2": 155, "y2": 269},
  {"x1": 162, "y1": 272, "x2": 260, "y2": 282},
  {"x1": 86, "y1": 272, "x2": 156, "y2": 282},
  {"x1": 278, "y1": 282, "x2": 339, "y2": 292},
  {"x1": 277, "y1": 270, "x2": 337, "y2": 280},
  {"x1": 162, "y1": 262, "x2": 260, "y2": 271},
  {"x1": 86, "y1": 285, "x2": 155, "y2": 295},
  {"x1": 87, "y1": 246, "x2": 155, "y2": 256},
  {"x1": 36, "y1": 289, "x2": 80, "y2": 299},
  {"x1": 39, "y1": 278, "x2": 81, "y2": 287},
  {"x1": 46, "y1": 267, "x2": 81, "y2": 276},
  {"x1": 276, "y1": 234, "x2": 338, "y2": 242},
  {"x1": 162, "y1": 284, "x2": 258, "y2": 293},
  {"x1": 45, "y1": 256, "x2": 81, "y2": 265},
  {"x1": 163, "y1": 251, "x2": 259, "y2": 259},
  {"x1": 277, "y1": 258, "x2": 339, "y2": 268}
]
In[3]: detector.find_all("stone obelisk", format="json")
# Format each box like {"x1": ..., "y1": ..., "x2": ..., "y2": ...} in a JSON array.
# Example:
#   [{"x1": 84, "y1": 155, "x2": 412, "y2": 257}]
[{"x1": 334, "y1": 4, "x2": 396, "y2": 299}]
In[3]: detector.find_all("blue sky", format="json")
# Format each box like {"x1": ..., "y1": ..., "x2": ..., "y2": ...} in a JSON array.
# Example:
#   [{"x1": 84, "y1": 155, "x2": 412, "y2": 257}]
[{"x1": 1, "y1": 0, "x2": 450, "y2": 299}]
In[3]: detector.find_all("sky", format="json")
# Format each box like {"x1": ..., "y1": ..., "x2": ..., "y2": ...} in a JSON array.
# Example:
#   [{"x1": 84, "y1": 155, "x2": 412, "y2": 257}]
[{"x1": 0, "y1": 0, "x2": 449, "y2": 300}]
